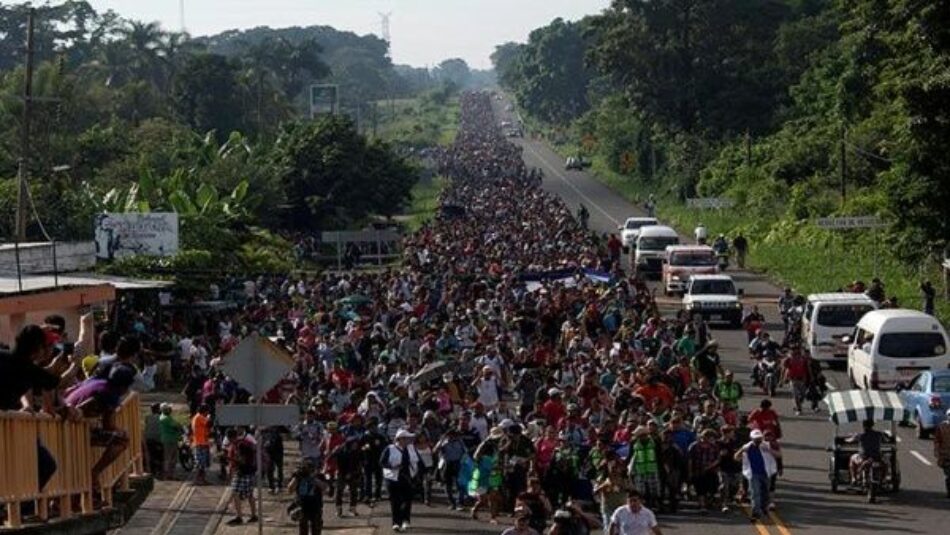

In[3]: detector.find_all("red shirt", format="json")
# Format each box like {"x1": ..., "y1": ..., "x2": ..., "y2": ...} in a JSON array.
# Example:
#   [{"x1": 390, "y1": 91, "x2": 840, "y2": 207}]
[
  {"x1": 634, "y1": 383, "x2": 675, "y2": 412},
  {"x1": 541, "y1": 399, "x2": 566, "y2": 426},
  {"x1": 784, "y1": 356, "x2": 809, "y2": 381},
  {"x1": 748, "y1": 408, "x2": 782, "y2": 438}
]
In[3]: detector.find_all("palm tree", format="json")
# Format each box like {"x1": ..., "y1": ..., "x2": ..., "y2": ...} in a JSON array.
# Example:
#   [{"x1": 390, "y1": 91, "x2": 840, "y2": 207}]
[{"x1": 120, "y1": 21, "x2": 165, "y2": 88}]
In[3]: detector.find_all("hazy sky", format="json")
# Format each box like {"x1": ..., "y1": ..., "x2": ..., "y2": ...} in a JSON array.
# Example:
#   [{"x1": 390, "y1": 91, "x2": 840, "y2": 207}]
[{"x1": 85, "y1": 1, "x2": 610, "y2": 69}]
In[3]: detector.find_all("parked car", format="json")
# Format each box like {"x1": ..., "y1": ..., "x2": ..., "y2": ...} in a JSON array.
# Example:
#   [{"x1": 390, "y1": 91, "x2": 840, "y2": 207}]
[{"x1": 898, "y1": 369, "x2": 950, "y2": 438}]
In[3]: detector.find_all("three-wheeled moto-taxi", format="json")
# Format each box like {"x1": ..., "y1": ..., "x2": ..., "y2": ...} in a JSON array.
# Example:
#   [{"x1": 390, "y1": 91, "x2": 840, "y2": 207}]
[{"x1": 824, "y1": 389, "x2": 908, "y2": 502}]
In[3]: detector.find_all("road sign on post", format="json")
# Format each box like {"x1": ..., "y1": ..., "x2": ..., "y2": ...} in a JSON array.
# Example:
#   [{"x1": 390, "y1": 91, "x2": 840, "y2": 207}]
[
  {"x1": 686, "y1": 197, "x2": 735, "y2": 209},
  {"x1": 217, "y1": 334, "x2": 296, "y2": 535},
  {"x1": 816, "y1": 216, "x2": 888, "y2": 278},
  {"x1": 310, "y1": 84, "x2": 339, "y2": 118},
  {"x1": 816, "y1": 216, "x2": 886, "y2": 229}
]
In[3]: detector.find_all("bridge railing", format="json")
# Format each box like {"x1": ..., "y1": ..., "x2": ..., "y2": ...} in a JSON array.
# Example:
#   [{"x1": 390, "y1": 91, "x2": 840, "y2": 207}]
[{"x1": 0, "y1": 392, "x2": 143, "y2": 528}]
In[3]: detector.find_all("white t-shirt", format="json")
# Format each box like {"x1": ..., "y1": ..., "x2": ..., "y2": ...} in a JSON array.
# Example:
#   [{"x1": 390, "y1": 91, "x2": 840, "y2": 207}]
[{"x1": 610, "y1": 505, "x2": 657, "y2": 535}]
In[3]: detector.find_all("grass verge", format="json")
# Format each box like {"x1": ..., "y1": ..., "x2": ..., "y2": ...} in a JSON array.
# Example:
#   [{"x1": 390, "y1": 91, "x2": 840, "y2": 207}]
[
  {"x1": 404, "y1": 176, "x2": 448, "y2": 232},
  {"x1": 532, "y1": 127, "x2": 950, "y2": 325}
]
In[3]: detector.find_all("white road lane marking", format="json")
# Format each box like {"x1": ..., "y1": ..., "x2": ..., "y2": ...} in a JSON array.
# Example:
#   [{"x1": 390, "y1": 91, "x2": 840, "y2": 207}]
[
  {"x1": 910, "y1": 449, "x2": 933, "y2": 466},
  {"x1": 524, "y1": 142, "x2": 621, "y2": 226}
]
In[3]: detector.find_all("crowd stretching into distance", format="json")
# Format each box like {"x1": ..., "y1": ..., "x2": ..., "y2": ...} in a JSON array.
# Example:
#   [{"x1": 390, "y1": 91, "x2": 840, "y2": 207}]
[{"x1": 5, "y1": 93, "x2": 811, "y2": 535}]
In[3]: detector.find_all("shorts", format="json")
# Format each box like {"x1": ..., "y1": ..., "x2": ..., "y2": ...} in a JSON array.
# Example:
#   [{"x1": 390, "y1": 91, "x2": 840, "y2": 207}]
[
  {"x1": 91, "y1": 428, "x2": 128, "y2": 448},
  {"x1": 231, "y1": 474, "x2": 255, "y2": 499},
  {"x1": 194, "y1": 445, "x2": 211, "y2": 469},
  {"x1": 634, "y1": 473, "x2": 661, "y2": 497}
]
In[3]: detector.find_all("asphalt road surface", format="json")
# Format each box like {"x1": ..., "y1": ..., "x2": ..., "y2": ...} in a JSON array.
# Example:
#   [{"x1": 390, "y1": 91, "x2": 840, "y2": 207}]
[{"x1": 495, "y1": 95, "x2": 948, "y2": 535}]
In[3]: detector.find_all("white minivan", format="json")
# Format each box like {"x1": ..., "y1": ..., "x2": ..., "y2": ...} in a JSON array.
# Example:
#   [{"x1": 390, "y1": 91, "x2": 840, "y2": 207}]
[
  {"x1": 846, "y1": 309, "x2": 950, "y2": 390},
  {"x1": 803, "y1": 293, "x2": 877, "y2": 365},
  {"x1": 634, "y1": 225, "x2": 680, "y2": 277}
]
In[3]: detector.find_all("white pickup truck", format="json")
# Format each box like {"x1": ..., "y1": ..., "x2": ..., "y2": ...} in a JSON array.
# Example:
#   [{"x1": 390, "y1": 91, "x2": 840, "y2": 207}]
[{"x1": 682, "y1": 274, "x2": 744, "y2": 328}]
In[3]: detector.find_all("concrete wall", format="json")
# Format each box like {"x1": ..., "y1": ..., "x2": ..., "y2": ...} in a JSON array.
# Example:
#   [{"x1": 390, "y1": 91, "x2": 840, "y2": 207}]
[{"x1": 0, "y1": 242, "x2": 96, "y2": 275}]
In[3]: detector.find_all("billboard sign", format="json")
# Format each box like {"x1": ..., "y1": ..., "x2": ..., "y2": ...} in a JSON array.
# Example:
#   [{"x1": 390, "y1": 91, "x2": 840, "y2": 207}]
[
  {"x1": 310, "y1": 84, "x2": 339, "y2": 118},
  {"x1": 94, "y1": 213, "x2": 179, "y2": 260}
]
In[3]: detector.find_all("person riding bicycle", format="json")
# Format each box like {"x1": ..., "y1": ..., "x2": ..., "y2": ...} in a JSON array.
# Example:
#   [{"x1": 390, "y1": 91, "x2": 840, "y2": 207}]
[{"x1": 848, "y1": 420, "x2": 886, "y2": 485}]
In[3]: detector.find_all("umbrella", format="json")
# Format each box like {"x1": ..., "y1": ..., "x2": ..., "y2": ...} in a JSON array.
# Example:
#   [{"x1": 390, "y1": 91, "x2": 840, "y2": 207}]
[
  {"x1": 823, "y1": 389, "x2": 910, "y2": 425},
  {"x1": 412, "y1": 360, "x2": 453, "y2": 384}
]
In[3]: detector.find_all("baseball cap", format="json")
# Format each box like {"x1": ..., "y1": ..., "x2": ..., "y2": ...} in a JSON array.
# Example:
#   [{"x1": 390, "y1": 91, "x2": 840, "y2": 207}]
[{"x1": 750, "y1": 429, "x2": 764, "y2": 440}]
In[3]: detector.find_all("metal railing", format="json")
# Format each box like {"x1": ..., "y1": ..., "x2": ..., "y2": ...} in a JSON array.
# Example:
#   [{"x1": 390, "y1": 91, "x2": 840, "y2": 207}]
[{"x1": 0, "y1": 392, "x2": 143, "y2": 528}]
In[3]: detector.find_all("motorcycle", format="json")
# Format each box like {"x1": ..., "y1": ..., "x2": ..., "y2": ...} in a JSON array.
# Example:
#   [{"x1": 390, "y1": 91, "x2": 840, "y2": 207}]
[
  {"x1": 756, "y1": 356, "x2": 780, "y2": 397},
  {"x1": 716, "y1": 252, "x2": 730, "y2": 271}
]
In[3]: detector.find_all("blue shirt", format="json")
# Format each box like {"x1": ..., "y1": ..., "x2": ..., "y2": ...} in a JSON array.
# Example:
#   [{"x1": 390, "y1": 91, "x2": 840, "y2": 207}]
[{"x1": 747, "y1": 444, "x2": 767, "y2": 476}]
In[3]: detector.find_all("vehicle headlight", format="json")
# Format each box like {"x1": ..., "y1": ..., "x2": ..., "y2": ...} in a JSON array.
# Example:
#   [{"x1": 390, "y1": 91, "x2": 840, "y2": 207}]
[
  {"x1": 671, "y1": 275, "x2": 680, "y2": 281},
  {"x1": 685, "y1": 302, "x2": 695, "y2": 309},
  {"x1": 733, "y1": 302, "x2": 742, "y2": 309}
]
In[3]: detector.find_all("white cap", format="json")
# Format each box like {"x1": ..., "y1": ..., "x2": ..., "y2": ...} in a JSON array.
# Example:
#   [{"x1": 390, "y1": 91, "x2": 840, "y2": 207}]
[
  {"x1": 750, "y1": 429, "x2": 764, "y2": 440},
  {"x1": 395, "y1": 429, "x2": 415, "y2": 440}
]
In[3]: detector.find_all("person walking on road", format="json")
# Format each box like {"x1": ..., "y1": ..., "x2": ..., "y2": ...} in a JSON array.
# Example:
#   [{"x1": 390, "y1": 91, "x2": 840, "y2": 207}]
[
  {"x1": 735, "y1": 430, "x2": 778, "y2": 520},
  {"x1": 934, "y1": 408, "x2": 950, "y2": 498},
  {"x1": 921, "y1": 281, "x2": 936, "y2": 316},
  {"x1": 732, "y1": 233, "x2": 748, "y2": 269},
  {"x1": 382, "y1": 429, "x2": 421, "y2": 532},
  {"x1": 288, "y1": 458, "x2": 328, "y2": 535},
  {"x1": 694, "y1": 223, "x2": 708, "y2": 245},
  {"x1": 190, "y1": 404, "x2": 213, "y2": 485},
  {"x1": 609, "y1": 490, "x2": 663, "y2": 535}
]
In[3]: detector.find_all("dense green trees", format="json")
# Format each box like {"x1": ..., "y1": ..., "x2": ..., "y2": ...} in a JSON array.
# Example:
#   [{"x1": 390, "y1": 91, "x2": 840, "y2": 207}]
[
  {"x1": 496, "y1": 0, "x2": 950, "y2": 258},
  {"x1": 0, "y1": 1, "x2": 446, "y2": 271},
  {"x1": 273, "y1": 116, "x2": 418, "y2": 230}
]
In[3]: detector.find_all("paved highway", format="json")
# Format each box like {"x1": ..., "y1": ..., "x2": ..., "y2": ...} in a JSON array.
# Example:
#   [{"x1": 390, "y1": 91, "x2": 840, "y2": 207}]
[{"x1": 496, "y1": 96, "x2": 948, "y2": 535}]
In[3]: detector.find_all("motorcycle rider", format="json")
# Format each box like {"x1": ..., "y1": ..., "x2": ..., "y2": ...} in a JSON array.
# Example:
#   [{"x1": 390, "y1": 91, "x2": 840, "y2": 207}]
[
  {"x1": 847, "y1": 420, "x2": 885, "y2": 485},
  {"x1": 694, "y1": 223, "x2": 708, "y2": 245},
  {"x1": 748, "y1": 331, "x2": 781, "y2": 388},
  {"x1": 712, "y1": 234, "x2": 730, "y2": 270}
]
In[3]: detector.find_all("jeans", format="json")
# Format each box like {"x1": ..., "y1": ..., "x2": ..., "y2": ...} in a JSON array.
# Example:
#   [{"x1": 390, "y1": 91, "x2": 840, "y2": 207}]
[
  {"x1": 363, "y1": 462, "x2": 383, "y2": 501},
  {"x1": 267, "y1": 451, "x2": 284, "y2": 491},
  {"x1": 335, "y1": 475, "x2": 360, "y2": 510},
  {"x1": 441, "y1": 460, "x2": 461, "y2": 507},
  {"x1": 748, "y1": 473, "x2": 770, "y2": 516},
  {"x1": 387, "y1": 479, "x2": 413, "y2": 526}
]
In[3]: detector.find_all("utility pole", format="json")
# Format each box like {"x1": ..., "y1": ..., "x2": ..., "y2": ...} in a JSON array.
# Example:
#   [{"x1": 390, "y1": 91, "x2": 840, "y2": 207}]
[
  {"x1": 839, "y1": 127, "x2": 847, "y2": 207},
  {"x1": 15, "y1": 8, "x2": 36, "y2": 242}
]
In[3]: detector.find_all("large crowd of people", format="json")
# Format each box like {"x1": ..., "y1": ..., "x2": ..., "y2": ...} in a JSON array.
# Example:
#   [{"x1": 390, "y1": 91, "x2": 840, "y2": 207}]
[{"x1": 3, "y1": 92, "x2": 825, "y2": 535}]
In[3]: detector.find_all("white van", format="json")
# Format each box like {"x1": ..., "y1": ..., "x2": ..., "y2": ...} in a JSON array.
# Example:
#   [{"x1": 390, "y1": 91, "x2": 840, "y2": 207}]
[
  {"x1": 634, "y1": 225, "x2": 679, "y2": 277},
  {"x1": 803, "y1": 293, "x2": 877, "y2": 364},
  {"x1": 846, "y1": 309, "x2": 950, "y2": 390}
]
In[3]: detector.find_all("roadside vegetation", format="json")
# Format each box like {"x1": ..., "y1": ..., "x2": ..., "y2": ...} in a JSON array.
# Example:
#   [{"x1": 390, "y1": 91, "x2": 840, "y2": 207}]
[
  {"x1": 0, "y1": 2, "x2": 476, "y2": 279},
  {"x1": 494, "y1": 0, "x2": 950, "y2": 323}
]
